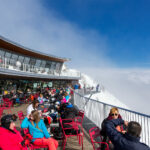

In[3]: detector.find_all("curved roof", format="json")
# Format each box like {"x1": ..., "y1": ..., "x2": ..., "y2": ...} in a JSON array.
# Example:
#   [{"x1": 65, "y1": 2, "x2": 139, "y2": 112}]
[{"x1": 0, "y1": 35, "x2": 70, "y2": 63}]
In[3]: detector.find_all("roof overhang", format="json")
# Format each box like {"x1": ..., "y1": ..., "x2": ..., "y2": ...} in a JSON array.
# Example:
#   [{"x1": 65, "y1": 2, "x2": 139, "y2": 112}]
[{"x1": 0, "y1": 35, "x2": 70, "y2": 63}]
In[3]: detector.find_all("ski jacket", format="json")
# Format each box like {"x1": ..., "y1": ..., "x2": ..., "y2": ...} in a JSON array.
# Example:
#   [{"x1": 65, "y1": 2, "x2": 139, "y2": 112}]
[
  {"x1": 0, "y1": 127, "x2": 26, "y2": 150},
  {"x1": 105, "y1": 119, "x2": 150, "y2": 150}
]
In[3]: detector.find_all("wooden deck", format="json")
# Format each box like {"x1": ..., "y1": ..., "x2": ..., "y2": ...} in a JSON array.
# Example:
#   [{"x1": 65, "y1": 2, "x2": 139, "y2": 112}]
[{"x1": 3, "y1": 104, "x2": 93, "y2": 150}]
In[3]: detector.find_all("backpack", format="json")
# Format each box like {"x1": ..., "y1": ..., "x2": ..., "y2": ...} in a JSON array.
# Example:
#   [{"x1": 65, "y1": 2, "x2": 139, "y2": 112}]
[{"x1": 51, "y1": 127, "x2": 63, "y2": 140}]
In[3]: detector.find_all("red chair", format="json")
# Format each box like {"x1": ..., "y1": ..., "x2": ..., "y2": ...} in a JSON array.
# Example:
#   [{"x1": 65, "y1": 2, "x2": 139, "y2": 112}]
[
  {"x1": 78, "y1": 110, "x2": 84, "y2": 119},
  {"x1": 17, "y1": 111, "x2": 25, "y2": 128},
  {"x1": 22, "y1": 128, "x2": 49, "y2": 150},
  {"x1": 60, "y1": 118, "x2": 83, "y2": 150},
  {"x1": 78, "y1": 110, "x2": 84, "y2": 124},
  {"x1": 89, "y1": 127, "x2": 109, "y2": 150},
  {"x1": 73, "y1": 110, "x2": 85, "y2": 127},
  {"x1": 0, "y1": 107, "x2": 4, "y2": 119},
  {"x1": 2, "y1": 100, "x2": 13, "y2": 114}
]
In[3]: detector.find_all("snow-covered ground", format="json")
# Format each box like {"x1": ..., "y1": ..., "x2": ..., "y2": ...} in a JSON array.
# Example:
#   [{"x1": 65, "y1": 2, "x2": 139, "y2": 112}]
[{"x1": 79, "y1": 73, "x2": 97, "y2": 89}]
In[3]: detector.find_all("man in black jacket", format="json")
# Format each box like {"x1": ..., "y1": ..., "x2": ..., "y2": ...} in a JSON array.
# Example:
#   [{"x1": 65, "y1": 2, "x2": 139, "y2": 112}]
[{"x1": 105, "y1": 119, "x2": 150, "y2": 150}]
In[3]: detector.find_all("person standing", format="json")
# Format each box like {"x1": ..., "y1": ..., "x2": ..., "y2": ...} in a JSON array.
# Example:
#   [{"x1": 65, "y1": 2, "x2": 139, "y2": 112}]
[{"x1": 96, "y1": 84, "x2": 100, "y2": 92}]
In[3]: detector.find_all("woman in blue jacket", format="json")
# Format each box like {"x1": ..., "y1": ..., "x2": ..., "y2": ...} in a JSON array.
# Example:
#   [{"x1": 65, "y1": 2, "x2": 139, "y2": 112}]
[{"x1": 21, "y1": 110, "x2": 58, "y2": 150}]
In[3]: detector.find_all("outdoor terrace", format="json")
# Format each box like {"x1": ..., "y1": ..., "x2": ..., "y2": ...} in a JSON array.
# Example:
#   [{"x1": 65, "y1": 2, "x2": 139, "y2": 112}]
[{"x1": 3, "y1": 103, "x2": 94, "y2": 150}]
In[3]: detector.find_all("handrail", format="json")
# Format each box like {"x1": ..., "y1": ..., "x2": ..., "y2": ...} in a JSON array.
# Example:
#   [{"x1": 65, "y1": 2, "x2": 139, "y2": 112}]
[
  {"x1": 73, "y1": 89, "x2": 150, "y2": 146},
  {"x1": 74, "y1": 90, "x2": 150, "y2": 118}
]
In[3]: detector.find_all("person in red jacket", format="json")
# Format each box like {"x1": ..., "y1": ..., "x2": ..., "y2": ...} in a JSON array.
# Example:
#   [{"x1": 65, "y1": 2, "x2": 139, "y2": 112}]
[{"x1": 0, "y1": 114, "x2": 27, "y2": 150}]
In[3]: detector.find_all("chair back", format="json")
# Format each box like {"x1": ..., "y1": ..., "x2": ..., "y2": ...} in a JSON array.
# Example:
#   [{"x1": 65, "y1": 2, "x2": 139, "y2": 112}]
[
  {"x1": 60, "y1": 117, "x2": 84, "y2": 150},
  {"x1": 59, "y1": 118, "x2": 67, "y2": 137},
  {"x1": 76, "y1": 110, "x2": 84, "y2": 125},
  {"x1": 78, "y1": 110, "x2": 84, "y2": 118},
  {"x1": 3, "y1": 98, "x2": 10, "y2": 102},
  {"x1": 89, "y1": 127, "x2": 109, "y2": 150},
  {"x1": 18, "y1": 111, "x2": 25, "y2": 119},
  {"x1": 73, "y1": 116, "x2": 83, "y2": 126},
  {"x1": 18, "y1": 111, "x2": 25, "y2": 125},
  {"x1": 89, "y1": 127, "x2": 102, "y2": 142},
  {"x1": 0, "y1": 107, "x2": 4, "y2": 119},
  {"x1": 2, "y1": 100, "x2": 13, "y2": 113}
]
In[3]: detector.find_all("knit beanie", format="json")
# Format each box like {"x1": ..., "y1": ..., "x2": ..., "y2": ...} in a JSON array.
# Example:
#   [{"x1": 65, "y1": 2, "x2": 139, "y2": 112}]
[{"x1": 1, "y1": 114, "x2": 14, "y2": 129}]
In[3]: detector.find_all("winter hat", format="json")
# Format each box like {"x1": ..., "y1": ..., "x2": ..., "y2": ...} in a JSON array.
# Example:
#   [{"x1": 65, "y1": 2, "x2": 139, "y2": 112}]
[{"x1": 1, "y1": 114, "x2": 15, "y2": 129}]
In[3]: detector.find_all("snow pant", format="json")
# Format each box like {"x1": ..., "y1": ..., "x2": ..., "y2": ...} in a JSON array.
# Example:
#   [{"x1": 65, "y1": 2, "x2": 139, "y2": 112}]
[{"x1": 33, "y1": 137, "x2": 58, "y2": 150}]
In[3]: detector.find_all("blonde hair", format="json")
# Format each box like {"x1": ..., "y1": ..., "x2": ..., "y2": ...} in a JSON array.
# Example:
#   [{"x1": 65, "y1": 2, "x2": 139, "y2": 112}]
[
  {"x1": 31, "y1": 110, "x2": 42, "y2": 132},
  {"x1": 110, "y1": 107, "x2": 119, "y2": 114}
]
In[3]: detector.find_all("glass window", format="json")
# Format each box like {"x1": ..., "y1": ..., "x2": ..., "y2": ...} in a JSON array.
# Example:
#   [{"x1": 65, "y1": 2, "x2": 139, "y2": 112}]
[
  {"x1": 11, "y1": 54, "x2": 18, "y2": 60},
  {"x1": 30, "y1": 58, "x2": 36, "y2": 65},
  {"x1": 45, "y1": 61, "x2": 51, "y2": 68},
  {"x1": 18, "y1": 55, "x2": 24, "y2": 63},
  {"x1": 9, "y1": 59, "x2": 16, "y2": 66},
  {"x1": 24, "y1": 57, "x2": 30, "y2": 64},
  {"x1": 5, "y1": 52, "x2": 11, "y2": 58},
  {"x1": 46, "y1": 68, "x2": 49, "y2": 71},
  {"x1": 56, "y1": 63, "x2": 61, "y2": 71},
  {"x1": 51, "y1": 62, "x2": 56, "y2": 70},
  {"x1": 35, "y1": 59, "x2": 41, "y2": 67},
  {"x1": 40, "y1": 60, "x2": 46, "y2": 67},
  {"x1": 0, "y1": 49, "x2": 5, "y2": 57}
]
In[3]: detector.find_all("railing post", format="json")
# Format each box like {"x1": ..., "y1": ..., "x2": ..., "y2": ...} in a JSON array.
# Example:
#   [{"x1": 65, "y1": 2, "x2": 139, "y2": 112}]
[
  {"x1": 103, "y1": 104, "x2": 107, "y2": 119},
  {"x1": 4, "y1": 58, "x2": 7, "y2": 69}
]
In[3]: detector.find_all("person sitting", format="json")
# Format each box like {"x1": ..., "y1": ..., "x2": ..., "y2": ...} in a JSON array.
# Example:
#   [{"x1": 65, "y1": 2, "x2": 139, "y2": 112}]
[
  {"x1": 21, "y1": 110, "x2": 58, "y2": 150},
  {"x1": 0, "y1": 114, "x2": 27, "y2": 150},
  {"x1": 38, "y1": 94, "x2": 47, "y2": 104},
  {"x1": 105, "y1": 119, "x2": 150, "y2": 150},
  {"x1": 61, "y1": 95, "x2": 67, "y2": 104},
  {"x1": 65, "y1": 92, "x2": 71, "y2": 103},
  {"x1": 61, "y1": 103, "x2": 79, "y2": 135},
  {"x1": 27, "y1": 100, "x2": 39, "y2": 115},
  {"x1": 100, "y1": 107, "x2": 126, "y2": 150}
]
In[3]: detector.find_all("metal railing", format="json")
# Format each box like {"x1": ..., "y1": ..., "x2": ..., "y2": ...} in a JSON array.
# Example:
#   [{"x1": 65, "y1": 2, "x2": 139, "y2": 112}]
[
  {"x1": 0, "y1": 57, "x2": 80, "y2": 78},
  {"x1": 74, "y1": 88, "x2": 98, "y2": 96},
  {"x1": 73, "y1": 90, "x2": 150, "y2": 146}
]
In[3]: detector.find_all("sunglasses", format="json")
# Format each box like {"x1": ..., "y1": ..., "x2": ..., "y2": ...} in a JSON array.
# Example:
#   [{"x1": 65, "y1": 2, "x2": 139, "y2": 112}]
[{"x1": 111, "y1": 113, "x2": 118, "y2": 116}]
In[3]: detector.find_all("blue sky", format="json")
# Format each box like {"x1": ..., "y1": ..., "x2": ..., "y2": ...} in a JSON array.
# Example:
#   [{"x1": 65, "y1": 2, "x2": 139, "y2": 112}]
[
  {"x1": 41, "y1": 0, "x2": 150, "y2": 68},
  {"x1": 1, "y1": 0, "x2": 150, "y2": 68}
]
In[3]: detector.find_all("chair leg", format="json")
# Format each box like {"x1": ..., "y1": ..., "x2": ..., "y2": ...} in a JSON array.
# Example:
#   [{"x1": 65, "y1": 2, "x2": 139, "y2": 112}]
[
  {"x1": 81, "y1": 135, "x2": 83, "y2": 150},
  {"x1": 62, "y1": 138, "x2": 64, "y2": 146},
  {"x1": 63, "y1": 138, "x2": 67, "y2": 150},
  {"x1": 79, "y1": 135, "x2": 81, "y2": 145}
]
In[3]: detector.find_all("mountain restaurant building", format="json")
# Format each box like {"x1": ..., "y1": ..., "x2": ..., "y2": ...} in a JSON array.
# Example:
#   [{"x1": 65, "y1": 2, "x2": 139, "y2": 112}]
[{"x1": 0, "y1": 36, "x2": 80, "y2": 94}]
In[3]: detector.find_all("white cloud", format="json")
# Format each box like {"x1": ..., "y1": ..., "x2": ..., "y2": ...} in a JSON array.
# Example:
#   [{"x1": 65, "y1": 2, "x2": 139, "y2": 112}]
[
  {"x1": 0, "y1": 0, "x2": 114, "y2": 69},
  {"x1": 81, "y1": 68, "x2": 150, "y2": 114}
]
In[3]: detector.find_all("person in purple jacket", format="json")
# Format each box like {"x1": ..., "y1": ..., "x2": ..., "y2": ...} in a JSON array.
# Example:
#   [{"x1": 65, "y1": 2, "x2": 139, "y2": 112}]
[{"x1": 105, "y1": 118, "x2": 150, "y2": 150}]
